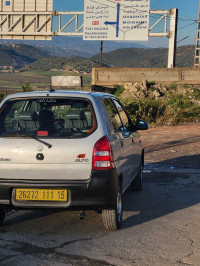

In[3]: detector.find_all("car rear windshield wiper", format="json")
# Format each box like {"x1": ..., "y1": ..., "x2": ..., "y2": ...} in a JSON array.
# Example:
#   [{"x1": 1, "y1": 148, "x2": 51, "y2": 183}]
[{"x1": 2, "y1": 132, "x2": 52, "y2": 149}]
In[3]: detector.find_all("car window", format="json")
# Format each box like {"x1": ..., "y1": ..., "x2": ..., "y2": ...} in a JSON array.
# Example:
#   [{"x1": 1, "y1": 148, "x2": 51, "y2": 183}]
[
  {"x1": 112, "y1": 99, "x2": 133, "y2": 131},
  {"x1": 28, "y1": 101, "x2": 41, "y2": 112},
  {"x1": 104, "y1": 98, "x2": 123, "y2": 131},
  {"x1": 3, "y1": 100, "x2": 26, "y2": 132},
  {"x1": 0, "y1": 97, "x2": 96, "y2": 138}
]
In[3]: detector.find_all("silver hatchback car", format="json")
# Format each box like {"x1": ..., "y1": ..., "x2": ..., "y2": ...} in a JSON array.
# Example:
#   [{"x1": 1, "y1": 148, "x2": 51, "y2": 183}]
[{"x1": 0, "y1": 90, "x2": 148, "y2": 230}]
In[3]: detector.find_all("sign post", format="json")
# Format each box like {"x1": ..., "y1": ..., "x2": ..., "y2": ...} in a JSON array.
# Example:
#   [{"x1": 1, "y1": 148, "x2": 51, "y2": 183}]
[{"x1": 0, "y1": 0, "x2": 53, "y2": 40}]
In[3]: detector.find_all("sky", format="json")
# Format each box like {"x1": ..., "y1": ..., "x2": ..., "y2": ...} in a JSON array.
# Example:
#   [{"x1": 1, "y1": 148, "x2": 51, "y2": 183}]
[{"x1": 53, "y1": 0, "x2": 199, "y2": 48}]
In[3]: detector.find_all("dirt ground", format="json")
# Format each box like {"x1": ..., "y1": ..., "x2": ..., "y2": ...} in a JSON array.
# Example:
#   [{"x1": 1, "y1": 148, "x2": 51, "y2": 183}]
[{"x1": 141, "y1": 122, "x2": 200, "y2": 169}]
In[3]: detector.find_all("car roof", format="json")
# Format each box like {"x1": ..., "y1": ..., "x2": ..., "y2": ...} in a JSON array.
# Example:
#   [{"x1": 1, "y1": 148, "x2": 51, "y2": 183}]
[{"x1": 3, "y1": 90, "x2": 113, "y2": 101}]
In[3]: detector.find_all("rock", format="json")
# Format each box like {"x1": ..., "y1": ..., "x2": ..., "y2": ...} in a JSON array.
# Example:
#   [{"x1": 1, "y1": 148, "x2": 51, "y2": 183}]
[
  {"x1": 129, "y1": 86, "x2": 139, "y2": 93},
  {"x1": 152, "y1": 90, "x2": 161, "y2": 99},
  {"x1": 142, "y1": 80, "x2": 147, "y2": 90},
  {"x1": 124, "y1": 83, "x2": 133, "y2": 90}
]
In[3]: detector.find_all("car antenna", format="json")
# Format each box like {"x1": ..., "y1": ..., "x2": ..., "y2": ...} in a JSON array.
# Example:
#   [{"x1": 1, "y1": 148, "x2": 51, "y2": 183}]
[{"x1": 49, "y1": 85, "x2": 55, "y2": 92}]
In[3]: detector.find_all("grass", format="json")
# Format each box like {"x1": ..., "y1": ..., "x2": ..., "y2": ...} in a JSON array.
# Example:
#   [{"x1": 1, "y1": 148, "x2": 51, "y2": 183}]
[{"x1": 0, "y1": 80, "x2": 22, "y2": 88}]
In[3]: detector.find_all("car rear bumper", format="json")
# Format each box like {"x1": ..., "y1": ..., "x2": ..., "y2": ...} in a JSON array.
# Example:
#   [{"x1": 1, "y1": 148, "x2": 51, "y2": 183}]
[{"x1": 0, "y1": 169, "x2": 119, "y2": 211}]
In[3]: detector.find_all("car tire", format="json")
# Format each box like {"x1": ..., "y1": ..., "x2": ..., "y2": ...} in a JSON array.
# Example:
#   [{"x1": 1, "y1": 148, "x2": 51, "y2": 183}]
[
  {"x1": 0, "y1": 210, "x2": 5, "y2": 226},
  {"x1": 131, "y1": 161, "x2": 143, "y2": 191},
  {"x1": 102, "y1": 183, "x2": 123, "y2": 230}
]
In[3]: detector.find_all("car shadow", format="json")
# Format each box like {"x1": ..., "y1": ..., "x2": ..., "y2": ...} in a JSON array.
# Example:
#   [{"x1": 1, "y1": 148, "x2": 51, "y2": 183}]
[
  {"x1": 2, "y1": 209, "x2": 62, "y2": 227},
  {"x1": 144, "y1": 136, "x2": 200, "y2": 154},
  {"x1": 1, "y1": 155, "x2": 200, "y2": 232},
  {"x1": 122, "y1": 154, "x2": 200, "y2": 229}
]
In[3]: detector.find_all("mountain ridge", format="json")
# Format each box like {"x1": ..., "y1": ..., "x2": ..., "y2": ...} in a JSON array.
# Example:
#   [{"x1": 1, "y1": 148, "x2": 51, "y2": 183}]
[
  {"x1": 0, "y1": 36, "x2": 149, "y2": 58},
  {"x1": 91, "y1": 45, "x2": 195, "y2": 68},
  {"x1": 0, "y1": 43, "x2": 195, "y2": 72}
]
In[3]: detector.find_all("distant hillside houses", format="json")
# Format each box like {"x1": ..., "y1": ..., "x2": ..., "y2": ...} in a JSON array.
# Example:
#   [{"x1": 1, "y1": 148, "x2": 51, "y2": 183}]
[
  {"x1": 50, "y1": 68, "x2": 89, "y2": 75},
  {"x1": 0, "y1": 65, "x2": 14, "y2": 71}
]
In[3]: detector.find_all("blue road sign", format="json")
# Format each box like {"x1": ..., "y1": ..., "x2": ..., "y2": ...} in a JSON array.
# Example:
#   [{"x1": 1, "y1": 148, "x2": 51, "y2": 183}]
[
  {"x1": 5, "y1": 1, "x2": 10, "y2": 6},
  {"x1": 104, "y1": 3, "x2": 120, "y2": 38}
]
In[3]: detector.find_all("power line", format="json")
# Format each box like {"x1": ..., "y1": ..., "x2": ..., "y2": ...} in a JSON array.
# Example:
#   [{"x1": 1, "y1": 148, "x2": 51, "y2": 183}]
[
  {"x1": 180, "y1": 17, "x2": 197, "y2": 21},
  {"x1": 177, "y1": 36, "x2": 189, "y2": 43},
  {"x1": 178, "y1": 22, "x2": 197, "y2": 30}
]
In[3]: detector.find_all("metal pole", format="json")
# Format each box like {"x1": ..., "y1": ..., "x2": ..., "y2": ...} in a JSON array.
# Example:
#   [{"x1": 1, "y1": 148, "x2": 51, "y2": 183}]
[
  {"x1": 100, "y1": 41, "x2": 103, "y2": 68},
  {"x1": 168, "y1": 8, "x2": 178, "y2": 68}
]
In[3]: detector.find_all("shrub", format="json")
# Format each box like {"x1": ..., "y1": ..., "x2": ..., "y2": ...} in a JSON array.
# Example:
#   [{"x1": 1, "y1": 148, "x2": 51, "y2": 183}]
[
  {"x1": 0, "y1": 93, "x2": 5, "y2": 102},
  {"x1": 121, "y1": 98, "x2": 167, "y2": 125},
  {"x1": 168, "y1": 94, "x2": 193, "y2": 109},
  {"x1": 120, "y1": 92, "x2": 198, "y2": 127},
  {"x1": 193, "y1": 88, "x2": 200, "y2": 100},
  {"x1": 22, "y1": 83, "x2": 32, "y2": 92},
  {"x1": 169, "y1": 83, "x2": 178, "y2": 91},
  {"x1": 112, "y1": 86, "x2": 125, "y2": 97}
]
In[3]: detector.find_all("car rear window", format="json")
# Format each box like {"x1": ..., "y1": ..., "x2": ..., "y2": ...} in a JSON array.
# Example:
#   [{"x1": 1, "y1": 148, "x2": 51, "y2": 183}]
[{"x1": 0, "y1": 97, "x2": 96, "y2": 138}]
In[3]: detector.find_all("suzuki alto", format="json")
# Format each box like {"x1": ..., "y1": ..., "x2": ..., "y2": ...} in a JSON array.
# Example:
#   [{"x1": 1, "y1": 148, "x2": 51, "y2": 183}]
[{"x1": 0, "y1": 90, "x2": 148, "y2": 230}]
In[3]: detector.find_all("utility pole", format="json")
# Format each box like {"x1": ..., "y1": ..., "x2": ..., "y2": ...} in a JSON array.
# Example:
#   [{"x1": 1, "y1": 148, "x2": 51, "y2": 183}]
[
  {"x1": 194, "y1": 0, "x2": 200, "y2": 67},
  {"x1": 100, "y1": 41, "x2": 103, "y2": 68},
  {"x1": 167, "y1": 8, "x2": 178, "y2": 68}
]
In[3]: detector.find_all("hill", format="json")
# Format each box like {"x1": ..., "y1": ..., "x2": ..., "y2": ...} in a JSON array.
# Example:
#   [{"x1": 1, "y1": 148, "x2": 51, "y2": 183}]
[
  {"x1": 0, "y1": 43, "x2": 48, "y2": 69},
  {"x1": 21, "y1": 45, "x2": 195, "y2": 72},
  {"x1": 0, "y1": 43, "x2": 195, "y2": 73},
  {"x1": 20, "y1": 56, "x2": 96, "y2": 73},
  {"x1": 91, "y1": 45, "x2": 195, "y2": 68},
  {"x1": 1, "y1": 36, "x2": 149, "y2": 58}
]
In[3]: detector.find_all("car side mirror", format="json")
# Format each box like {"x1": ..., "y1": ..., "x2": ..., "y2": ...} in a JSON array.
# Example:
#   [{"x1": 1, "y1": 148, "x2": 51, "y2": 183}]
[{"x1": 136, "y1": 120, "x2": 149, "y2": 130}]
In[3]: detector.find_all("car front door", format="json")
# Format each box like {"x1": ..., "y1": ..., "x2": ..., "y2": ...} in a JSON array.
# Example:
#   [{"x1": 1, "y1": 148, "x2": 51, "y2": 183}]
[{"x1": 112, "y1": 99, "x2": 142, "y2": 189}]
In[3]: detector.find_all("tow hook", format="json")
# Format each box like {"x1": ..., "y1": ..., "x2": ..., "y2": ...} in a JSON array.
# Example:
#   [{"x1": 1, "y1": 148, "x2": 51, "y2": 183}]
[{"x1": 80, "y1": 211, "x2": 86, "y2": 220}]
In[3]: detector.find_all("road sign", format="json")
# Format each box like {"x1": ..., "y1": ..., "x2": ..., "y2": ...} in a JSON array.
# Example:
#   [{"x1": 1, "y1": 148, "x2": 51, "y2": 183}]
[
  {"x1": 51, "y1": 76, "x2": 83, "y2": 87},
  {"x1": 0, "y1": 0, "x2": 53, "y2": 40},
  {"x1": 84, "y1": 0, "x2": 150, "y2": 41}
]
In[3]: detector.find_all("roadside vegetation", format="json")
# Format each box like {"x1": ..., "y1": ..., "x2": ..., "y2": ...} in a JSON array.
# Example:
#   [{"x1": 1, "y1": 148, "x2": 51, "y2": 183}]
[
  {"x1": 0, "y1": 75, "x2": 199, "y2": 127},
  {"x1": 113, "y1": 81, "x2": 200, "y2": 127}
]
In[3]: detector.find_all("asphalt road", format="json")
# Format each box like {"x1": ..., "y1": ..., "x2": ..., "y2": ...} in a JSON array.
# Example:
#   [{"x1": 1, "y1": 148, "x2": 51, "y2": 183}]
[{"x1": 0, "y1": 123, "x2": 200, "y2": 266}]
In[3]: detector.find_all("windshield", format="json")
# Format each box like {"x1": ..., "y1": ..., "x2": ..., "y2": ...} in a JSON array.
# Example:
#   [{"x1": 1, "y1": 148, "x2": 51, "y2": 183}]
[{"x1": 0, "y1": 97, "x2": 96, "y2": 138}]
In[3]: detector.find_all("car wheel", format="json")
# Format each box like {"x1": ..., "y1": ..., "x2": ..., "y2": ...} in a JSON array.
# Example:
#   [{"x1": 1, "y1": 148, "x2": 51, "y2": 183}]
[
  {"x1": 102, "y1": 183, "x2": 123, "y2": 230},
  {"x1": 131, "y1": 161, "x2": 143, "y2": 191},
  {"x1": 0, "y1": 210, "x2": 5, "y2": 226}
]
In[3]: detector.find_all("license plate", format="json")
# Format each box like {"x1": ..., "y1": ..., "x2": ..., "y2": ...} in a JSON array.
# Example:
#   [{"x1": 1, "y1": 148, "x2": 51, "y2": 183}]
[{"x1": 16, "y1": 189, "x2": 67, "y2": 202}]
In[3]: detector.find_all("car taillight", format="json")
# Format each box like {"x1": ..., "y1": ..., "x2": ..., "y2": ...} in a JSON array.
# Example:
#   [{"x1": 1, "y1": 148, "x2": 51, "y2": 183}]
[{"x1": 92, "y1": 136, "x2": 114, "y2": 170}]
